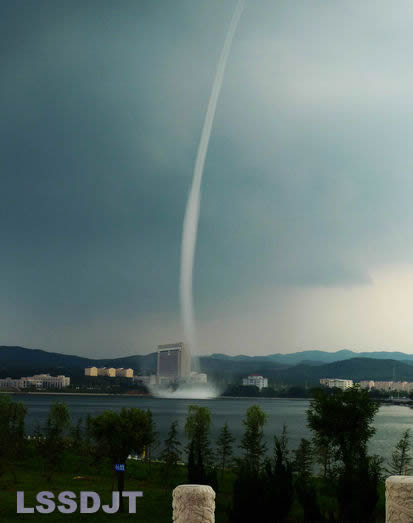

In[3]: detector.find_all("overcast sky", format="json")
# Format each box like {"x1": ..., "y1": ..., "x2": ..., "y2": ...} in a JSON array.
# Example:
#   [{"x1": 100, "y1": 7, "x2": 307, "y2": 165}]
[{"x1": 2, "y1": 0, "x2": 413, "y2": 357}]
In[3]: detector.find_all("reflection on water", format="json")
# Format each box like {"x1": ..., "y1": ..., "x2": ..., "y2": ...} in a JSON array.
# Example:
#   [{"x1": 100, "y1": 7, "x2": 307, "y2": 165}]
[{"x1": 14, "y1": 395, "x2": 413, "y2": 462}]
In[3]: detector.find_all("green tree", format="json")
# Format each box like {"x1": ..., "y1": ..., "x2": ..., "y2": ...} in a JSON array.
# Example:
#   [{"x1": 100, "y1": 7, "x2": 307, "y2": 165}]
[
  {"x1": 387, "y1": 429, "x2": 412, "y2": 475},
  {"x1": 160, "y1": 420, "x2": 181, "y2": 487},
  {"x1": 262, "y1": 425, "x2": 294, "y2": 522},
  {"x1": 91, "y1": 407, "x2": 156, "y2": 510},
  {"x1": 216, "y1": 423, "x2": 235, "y2": 478},
  {"x1": 0, "y1": 394, "x2": 27, "y2": 481},
  {"x1": 293, "y1": 438, "x2": 323, "y2": 522},
  {"x1": 307, "y1": 386, "x2": 379, "y2": 471},
  {"x1": 307, "y1": 386, "x2": 381, "y2": 522},
  {"x1": 230, "y1": 406, "x2": 267, "y2": 523},
  {"x1": 185, "y1": 405, "x2": 215, "y2": 486},
  {"x1": 239, "y1": 405, "x2": 267, "y2": 471},
  {"x1": 70, "y1": 417, "x2": 83, "y2": 451},
  {"x1": 293, "y1": 438, "x2": 313, "y2": 480},
  {"x1": 37, "y1": 402, "x2": 71, "y2": 481}
]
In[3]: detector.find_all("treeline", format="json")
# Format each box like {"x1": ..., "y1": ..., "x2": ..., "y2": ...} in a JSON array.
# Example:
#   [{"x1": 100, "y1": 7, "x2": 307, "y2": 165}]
[
  {"x1": 222, "y1": 384, "x2": 313, "y2": 398},
  {"x1": 1, "y1": 388, "x2": 412, "y2": 521}
]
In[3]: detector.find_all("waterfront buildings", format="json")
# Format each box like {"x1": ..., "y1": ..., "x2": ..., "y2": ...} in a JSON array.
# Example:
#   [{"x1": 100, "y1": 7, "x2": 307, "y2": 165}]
[
  {"x1": 319, "y1": 378, "x2": 353, "y2": 390},
  {"x1": 243, "y1": 374, "x2": 268, "y2": 390},
  {"x1": 0, "y1": 374, "x2": 70, "y2": 390},
  {"x1": 84, "y1": 367, "x2": 133, "y2": 378},
  {"x1": 359, "y1": 380, "x2": 413, "y2": 392}
]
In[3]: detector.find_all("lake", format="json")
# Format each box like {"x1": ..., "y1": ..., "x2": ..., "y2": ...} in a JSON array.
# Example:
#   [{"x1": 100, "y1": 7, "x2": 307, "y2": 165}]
[{"x1": 13, "y1": 394, "x2": 413, "y2": 462}]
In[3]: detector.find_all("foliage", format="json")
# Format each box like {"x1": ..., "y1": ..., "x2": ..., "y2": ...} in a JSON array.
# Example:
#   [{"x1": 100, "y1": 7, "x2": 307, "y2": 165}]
[
  {"x1": 307, "y1": 386, "x2": 379, "y2": 471},
  {"x1": 337, "y1": 454, "x2": 383, "y2": 522},
  {"x1": 91, "y1": 407, "x2": 156, "y2": 510},
  {"x1": 386, "y1": 429, "x2": 412, "y2": 475},
  {"x1": 261, "y1": 425, "x2": 294, "y2": 522},
  {"x1": 293, "y1": 437, "x2": 313, "y2": 480},
  {"x1": 307, "y1": 386, "x2": 382, "y2": 522},
  {"x1": 91, "y1": 407, "x2": 155, "y2": 464},
  {"x1": 239, "y1": 405, "x2": 267, "y2": 471},
  {"x1": 216, "y1": 423, "x2": 235, "y2": 479},
  {"x1": 0, "y1": 394, "x2": 27, "y2": 480},
  {"x1": 159, "y1": 420, "x2": 181, "y2": 487},
  {"x1": 36, "y1": 402, "x2": 71, "y2": 481},
  {"x1": 185, "y1": 405, "x2": 215, "y2": 487}
]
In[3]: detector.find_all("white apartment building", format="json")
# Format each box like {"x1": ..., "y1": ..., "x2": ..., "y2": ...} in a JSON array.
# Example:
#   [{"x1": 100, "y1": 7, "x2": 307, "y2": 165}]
[
  {"x1": 320, "y1": 378, "x2": 353, "y2": 390},
  {"x1": 0, "y1": 374, "x2": 70, "y2": 390},
  {"x1": 243, "y1": 375, "x2": 268, "y2": 390},
  {"x1": 0, "y1": 377, "x2": 22, "y2": 389}
]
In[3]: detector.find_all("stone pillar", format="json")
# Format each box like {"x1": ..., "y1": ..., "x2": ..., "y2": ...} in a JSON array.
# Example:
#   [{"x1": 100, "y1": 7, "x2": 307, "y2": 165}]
[
  {"x1": 386, "y1": 476, "x2": 413, "y2": 522},
  {"x1": 172, "y1": 485, "x2": 215, "y2": 523}
]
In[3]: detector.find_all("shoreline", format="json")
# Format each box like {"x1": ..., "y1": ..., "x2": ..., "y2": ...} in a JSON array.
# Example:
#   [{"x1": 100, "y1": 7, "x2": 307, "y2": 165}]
[{"x1": 3, "y1": 391, "x2": 152, "y2": 397}]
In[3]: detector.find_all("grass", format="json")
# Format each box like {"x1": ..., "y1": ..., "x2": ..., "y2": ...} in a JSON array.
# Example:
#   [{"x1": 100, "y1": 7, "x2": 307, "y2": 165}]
[
  {"x1": 0, "y1": 446, "x2": 386, "y2": 522},
  {"x1": 0, "y1": 446, "x2": 234, "y2": 522}
]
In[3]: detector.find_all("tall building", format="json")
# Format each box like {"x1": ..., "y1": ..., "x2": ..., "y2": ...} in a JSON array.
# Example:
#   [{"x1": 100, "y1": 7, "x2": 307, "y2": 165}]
[{"x1": 157, "y1": 342, "x2": 191, "y2": 384}]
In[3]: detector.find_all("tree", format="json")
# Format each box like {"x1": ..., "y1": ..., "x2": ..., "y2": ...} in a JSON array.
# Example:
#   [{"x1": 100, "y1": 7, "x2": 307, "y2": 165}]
[
  {"x1": 91, "y1": 407, "x2": 156, "y2": 511},
  {"x1": 293, "y1": 438, "x2": 313, "y2": 480},
  {"x1": 160, "y1": 421, "x2": 181, "y2": 487},
  {"x1": 0, "y1": 394, "x2": 27, "y2": 481},
  {"x1": 293, "y1": 438, "x2": 323, "y2": 522},
  {"x1": 185, "y1": 405, "x2": 214, "y2": 485},
  {"x1": 261, "y1": 425, "x2": 294, "y2": 522},
  {"x1": 307, "y1": 386, "x2": 379, "y2": 472},
  {"x1": 230, "y1": 406, "x2": 267, "y2": 523},
  {"x1": 216, "y1": 423, "x2": 235, "y2": 478},
  {"x1": 387, "y1": 429, "x2": 412, "y2": 475},
  {"x1": 239, "y1": 405, "x2": 267, "y2": 471},
  {"x1": 307, "y1": 386, "x2": 381, "y2": 522},
  {"x1": 37, "y1": 402, "x2": 71, "y2": 481}
]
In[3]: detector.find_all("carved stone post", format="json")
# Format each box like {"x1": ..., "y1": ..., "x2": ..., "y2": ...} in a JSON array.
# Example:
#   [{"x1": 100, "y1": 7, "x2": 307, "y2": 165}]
[
  {"x1": 172, "y1": 485, "x2": 215, "y2": 523},
  {"x1": 386, "y1": 476, "x2": 413, "y2": 522}
]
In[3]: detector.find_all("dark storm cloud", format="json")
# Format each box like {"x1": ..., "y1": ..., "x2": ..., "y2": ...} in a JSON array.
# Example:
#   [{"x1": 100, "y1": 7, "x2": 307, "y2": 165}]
[{"x1": 2, "y1": 0, "x2": 413, "y2": 355}]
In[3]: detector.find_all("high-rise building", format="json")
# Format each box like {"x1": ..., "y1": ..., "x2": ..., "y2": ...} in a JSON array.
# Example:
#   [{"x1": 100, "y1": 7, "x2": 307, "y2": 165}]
[{"x1": 157, "y1": 342, "x2": 191, "y2": 384}]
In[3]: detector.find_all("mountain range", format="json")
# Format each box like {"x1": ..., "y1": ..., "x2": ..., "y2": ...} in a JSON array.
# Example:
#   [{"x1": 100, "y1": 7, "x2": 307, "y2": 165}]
[{"x1": 2, "y1": 345, "x2": 413, "y2": 386}]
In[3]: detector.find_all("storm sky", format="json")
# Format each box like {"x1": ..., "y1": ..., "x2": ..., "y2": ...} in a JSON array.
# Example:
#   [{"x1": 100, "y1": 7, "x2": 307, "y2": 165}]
[{"x1": 2, "y1": 0, "x2": 413, "y2": 357}]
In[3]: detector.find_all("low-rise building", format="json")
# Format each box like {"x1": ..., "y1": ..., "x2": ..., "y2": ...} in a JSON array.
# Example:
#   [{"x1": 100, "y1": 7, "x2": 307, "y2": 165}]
[
  {"x1": 97, "y1": 367, "x2": 116, "y2": 377},
  {"x1": 0, "y1": 377, "x2": 23, "y2": 389},
  {"x1": 116, "y1": 368, "x2": 134, "y2": 378},
  {"x1": 320, "y1": 378, "x2": 353, "y2": 390},
  {"x1": 359, "y1": 380, "x2": 413, "y2": 392},
  {"x1": 0, "y1": 374, "x2": 70, "y2": 390},
  {"x1": 87, "y1": 367, "x2": 134, "y2": 378},
  {"x1": 243, "y1": 375, "x2": 268, "y2": 390}
]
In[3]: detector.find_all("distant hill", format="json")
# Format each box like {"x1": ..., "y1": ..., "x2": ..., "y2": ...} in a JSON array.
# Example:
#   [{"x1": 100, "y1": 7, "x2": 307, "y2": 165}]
[
  {"x1": 213, "y1": 349, "x2": 413, "y2": 366},
  {"x1": 272, "y1": 358, "x2": 413, "y2": 386},
  {"x1": 0, "y1": 346, "x2": 156, "y2": 378},
  {"x1": 2, "y1": 346, "x2": 413, "y2": 386}
]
